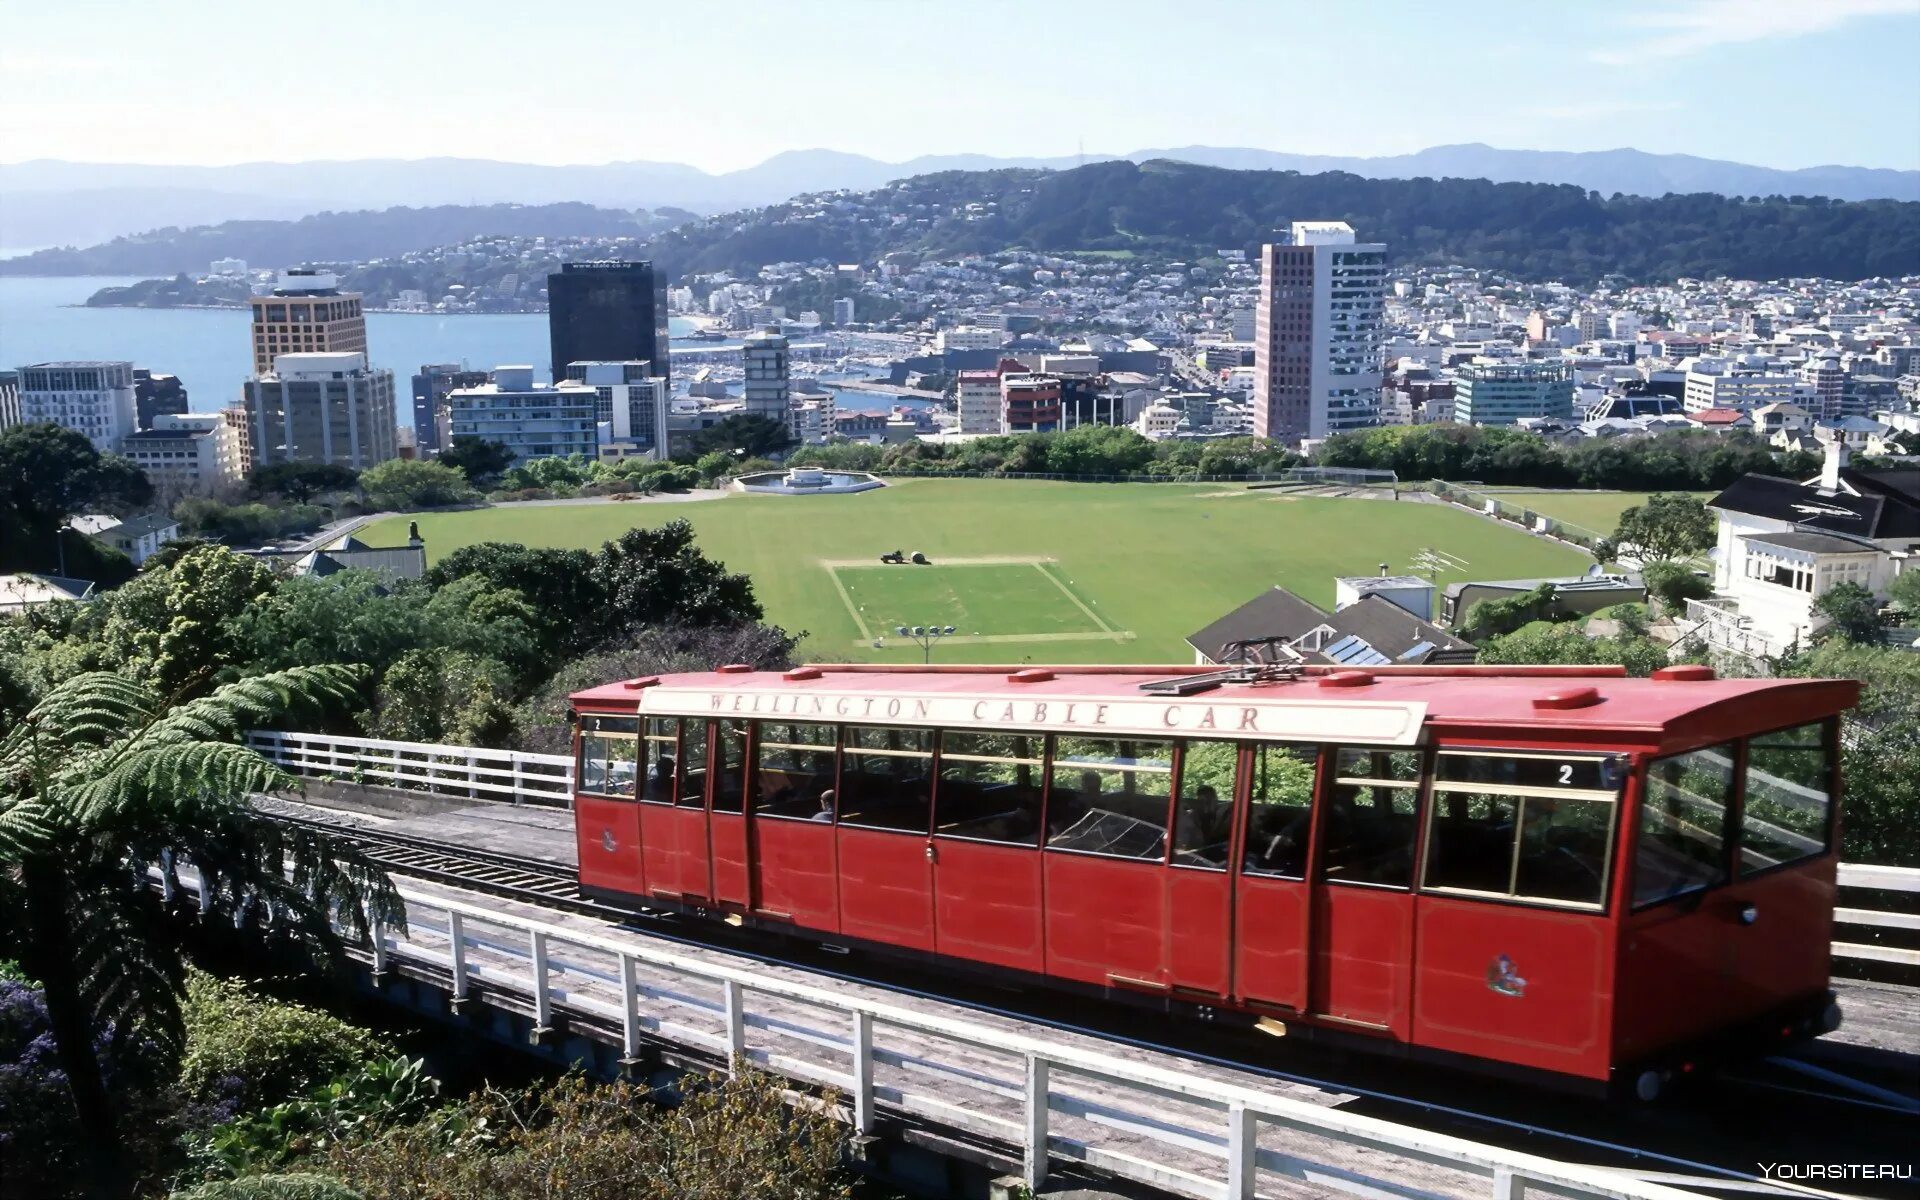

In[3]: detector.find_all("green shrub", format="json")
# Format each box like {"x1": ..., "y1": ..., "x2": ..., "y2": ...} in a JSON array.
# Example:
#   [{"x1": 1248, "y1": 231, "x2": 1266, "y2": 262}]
[
  {"x1": 180, "y1": 973, "x2": 393, "y2": 1110},
  {"x1": 184, "y1": 1058, "x2": 439, "y2": 1180},
  {"x1": 171, "y1": 1174, "x2": 362, "y2": 1200},
  {"x1": 1641, "y1": 561, "x2": 1712, "y2": 615}
]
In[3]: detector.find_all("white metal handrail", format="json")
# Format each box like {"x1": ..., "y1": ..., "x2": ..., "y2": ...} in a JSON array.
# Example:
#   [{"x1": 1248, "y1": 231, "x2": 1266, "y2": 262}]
[
  {"x1": 1834, "y1": 863, "x2": 1920, "y2": 967},
  {"x1": 358, "y1": 878, "x2": 1699, "y2": 1200},
  {"x1": 246, "y1": 730, "x2": 572, "y2": 807}
]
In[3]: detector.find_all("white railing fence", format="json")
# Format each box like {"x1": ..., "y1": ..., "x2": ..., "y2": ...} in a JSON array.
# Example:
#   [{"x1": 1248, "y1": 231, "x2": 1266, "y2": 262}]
[
  {"x1": 1834, "y1": 863, "x2": 1920, "y2": 968},
  {"x1": 292, "y1": 873, "x2": 1713, "y2": 1200},
  {"x1": 246, "y1": 730, "x2": 572, "y2": 807}
]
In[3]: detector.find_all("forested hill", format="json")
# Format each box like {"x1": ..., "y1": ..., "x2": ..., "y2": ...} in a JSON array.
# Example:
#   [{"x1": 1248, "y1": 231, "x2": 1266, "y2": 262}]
[
  {"x1": 0, "y1": 202, "x2": 690, "y2": 276},
  {"x1": 649, "y1": 159, "x2": 1920, "y2": 283}
]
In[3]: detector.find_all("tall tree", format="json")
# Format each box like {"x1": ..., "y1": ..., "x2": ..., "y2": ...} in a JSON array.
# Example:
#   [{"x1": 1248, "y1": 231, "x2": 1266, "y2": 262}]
[
  {"x1": 591, "y1": 521, "x2": 763, "y2": 633},
  {"x1": 0, "y1": 665, "x2": 401, "y2": 1198},
  {"x1": 1611, "y1": 493, "x2": 1716, "y2": 563},
  {"x1": 438, "y1": 436, "x2": 516, "y2": 484},
  {"x1": 0, "y1": 424, "x2": 154, "y2": 574}
]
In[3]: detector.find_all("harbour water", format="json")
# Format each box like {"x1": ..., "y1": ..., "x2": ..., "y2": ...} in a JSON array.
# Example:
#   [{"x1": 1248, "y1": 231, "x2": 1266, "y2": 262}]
[{"x1": 0, "y1": 275, "x2": 928, "y2": 424}]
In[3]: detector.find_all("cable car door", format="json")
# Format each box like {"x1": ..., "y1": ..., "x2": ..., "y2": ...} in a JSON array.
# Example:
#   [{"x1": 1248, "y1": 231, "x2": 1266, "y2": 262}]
[
  {"x1": 1232, "y1": 743, "x2": 1321, "y2": 1012},
  {"x1": 708, "y1": 720, "x2": 751, "y2": 909},
  {"x1": 1307, "y1": 747, "x2": 1422, "y2": 1037},
  {"x1": 639, "y1": 717, "x2": 713, "y2": 904}
]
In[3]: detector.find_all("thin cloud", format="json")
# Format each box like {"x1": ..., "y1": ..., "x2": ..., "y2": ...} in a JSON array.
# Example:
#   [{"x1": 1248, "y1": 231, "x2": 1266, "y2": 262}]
[{"x1": 1591, "y1": 0, "x2": 1919, "y2": 65}]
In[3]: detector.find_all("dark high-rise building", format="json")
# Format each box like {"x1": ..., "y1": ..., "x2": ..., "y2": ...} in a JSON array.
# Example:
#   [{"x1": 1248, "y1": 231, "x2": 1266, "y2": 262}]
[
  {"x1": 547, "y1": 261, "x2": 669, "y2": 387},
  {"x1": 133, "y1": 369, "x2": 190, "y2": 430},
  {"x1": 411, "y1": 363, "x2": 490, "y2": 455}
]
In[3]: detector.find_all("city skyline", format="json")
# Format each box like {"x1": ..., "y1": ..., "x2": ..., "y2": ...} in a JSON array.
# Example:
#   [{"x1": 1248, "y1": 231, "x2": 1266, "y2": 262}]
[{"x1": 3, "y1": 0, "x2": 1918, "y2": 173}]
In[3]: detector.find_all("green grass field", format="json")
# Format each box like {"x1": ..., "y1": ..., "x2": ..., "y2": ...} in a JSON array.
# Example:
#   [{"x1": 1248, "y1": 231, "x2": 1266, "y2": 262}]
[
  {"x1": 365, "y1": 481, "x2": 1590, "y2": 664},
  {"x1": 1475, "y1": 490, "x2": 1715, "y2": 534}
]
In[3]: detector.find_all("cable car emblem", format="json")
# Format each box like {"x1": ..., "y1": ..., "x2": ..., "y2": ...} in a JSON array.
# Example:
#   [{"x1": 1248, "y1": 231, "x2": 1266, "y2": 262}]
[
  {"x1": 1486, "y1": 954, "x2": 1528, "y2": 998},
  {"x1": 601, "y1": 829, "x2": 617, "y2": 853}
]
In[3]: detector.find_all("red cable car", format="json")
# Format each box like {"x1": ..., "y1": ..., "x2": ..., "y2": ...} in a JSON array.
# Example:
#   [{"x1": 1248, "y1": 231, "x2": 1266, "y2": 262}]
[{"x1": 569, "y1": 662, "x2": 1856, "y2": 1097}]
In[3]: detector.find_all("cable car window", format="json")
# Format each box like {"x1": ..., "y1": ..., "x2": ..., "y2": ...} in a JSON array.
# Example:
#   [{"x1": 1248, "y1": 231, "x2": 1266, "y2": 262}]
[
  {"x1": 1739, "y1": 722, "x2": 1832, "y2": 877},
  {"x1": 755, "y1": 722, "x2": 836, "y2": 822},
  {"x1": 676, "y1": 719, "x2": 708, "y2": 809},
  {"x1": 1046, "y1": 737, "x2": 1173, "y2": 861},
  {"x1": 1423, "y1": 751, "x2": 1620, "y2": 909},
  {"x1": 641, "y1": 717, "x2": 679, "y2": 805},
  {"x1": 712, "y1": 719, "x2": 746, "y2": 814},
  {"x1": 1172, "y1": 741, "x2": 1238, "y2": 869},
  {"x1": 1323, "y1": 748, "x2": 1422, "y2": 888},
  {"x1": 578, "y1": 715, "x2": 638, "y2": 798},
  {"x1": 1241, "y1": 744, "x2": 1319, "y2": 879},
  {"x1": 935, "y1": 732, "x2": 1042, "y2": 847},
  {"x1": 1634, "y1": 744, "x2": 1734, "y2": 906},
  {"x1": 839, "y1": 726, "x2": 935, "y2": 834}
]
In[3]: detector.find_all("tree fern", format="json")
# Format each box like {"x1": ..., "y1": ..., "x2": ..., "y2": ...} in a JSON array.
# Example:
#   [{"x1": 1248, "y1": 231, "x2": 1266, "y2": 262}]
[{"x1": 0, "y1": 662, "x2": 399, "y2": 1197}]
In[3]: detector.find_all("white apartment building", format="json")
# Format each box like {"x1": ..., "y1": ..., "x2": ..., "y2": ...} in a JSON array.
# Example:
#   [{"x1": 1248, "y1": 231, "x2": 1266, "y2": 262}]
[
  {"x1": 1252, "y1": 221, "x2": 1387, "y2": 444},
  {"x1": 953, "y1": 370, "x2": 1002, "y2": 435},
  {"x1": 1681, "y1": 358, "x2": 1807, "y2": 413},
  {"x1": 566, "y1": 360, "x2": 669, "y2": 460},
  {"x1": 791, "y1": 393, "x2": 837, "y2": 444},
  {"x1": 447, "y1": 366, "x2": 597, "y2": 465},
  {"x1": 16, "y1": 361, "x2": 138, "y2": 451},
  {"x1": 742, "y1": 330, "x2": 791, "y2": 425},
  {"x1": 936, "y1": 327, "x2": 1006, "y2": 353},
  {"x1": 119, "y1": 413, "x2": 245, "y2": 493},
  {"x1": 0, "y1": 370, "x2": 18, "y2": 432},
  {"x1": 1798, "y1": 352, "x2": 1847, "y2": 420},
  {"x1": 832, "y1": 297, "x2": 856, "y2": 327},
  {"x1": 244, "y1": 353, "x2": 397, "y2": 469}
]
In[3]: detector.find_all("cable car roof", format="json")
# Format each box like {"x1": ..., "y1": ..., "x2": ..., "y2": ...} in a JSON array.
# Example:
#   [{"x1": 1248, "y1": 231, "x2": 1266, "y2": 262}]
[{"x1": 571, "y1": 665, "x2": 1858, "y2": 753}]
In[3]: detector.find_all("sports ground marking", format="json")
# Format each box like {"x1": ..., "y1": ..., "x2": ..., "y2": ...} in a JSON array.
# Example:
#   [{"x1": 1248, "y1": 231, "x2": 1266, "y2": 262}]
[
  {"x1": 1029, "y1": 561, "x2": 1121, "y2": 636},
  {"x1": 822, "y1": 556, "x2": 1135, "y2": 647}
]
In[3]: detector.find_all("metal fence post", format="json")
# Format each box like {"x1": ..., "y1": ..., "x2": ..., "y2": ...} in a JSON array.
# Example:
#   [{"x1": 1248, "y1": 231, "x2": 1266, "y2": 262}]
[
  {"x1": 529, "y1": 930, "x2": 551, "y2": 1033},
  {"x1": 1227, "y1": 1101, "x2": 1256, "y2": 1200},
  {"x1": 852, "y1": 1010, "x2": 875, "y2": 1134},
  {"x1": 447, "y1": 912, "x2": 468, "y2": 1006},
  {"x1": 619, "y1": 953, "x2": 641, "y2": 1061},
  {"x1": 371, "y1": 917, "x2": 388, "y2": 976},
  {"x1": 723, "y1": 979, "x2": 746, "y2": 1065},
  {"x1": 1023, "y1": 1054, "x2": 1049, "y2": 1190},
  {"x1": 1493, "y1": 1168, "x2": 1524, "y2": 1200}
]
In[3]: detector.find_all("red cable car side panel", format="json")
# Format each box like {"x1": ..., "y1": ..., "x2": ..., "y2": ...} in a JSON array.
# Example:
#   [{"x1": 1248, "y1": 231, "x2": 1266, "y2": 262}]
[
  {"x1": 1234, "y1": 876, "x2": 1311, "y2": 1011},
  {"x1": 932, "y1": 840, "x2": 1046, "y2": 972},
  {"x1": 1310, "y1": 887, "x2": 1414, "y2": 1034},
  {"x1": 1166, "y1": 869, "x2": 1232, "y2": 997},
  {"x1": 1046, "y1": 854, "x2": 1167, "y2": 989},
  {"x1": 751, "y1": 819, "x2": 840, "y2": 932},
  {"x1": 1413, "y1": 898, "x2": 1614, "y2": 1079},
  {"x1": 837, "y1": 827, "x2": 937, "y2": 951},
  {"x1": 575, "y1": 797, "x2": 644, "y2": 895}
]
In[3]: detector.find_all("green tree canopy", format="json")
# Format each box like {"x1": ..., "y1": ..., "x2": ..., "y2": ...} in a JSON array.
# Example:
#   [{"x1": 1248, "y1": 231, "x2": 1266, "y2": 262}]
[
  {"x1": 357, "y1": 459, "x2": 477, "y2": 511},
  {"x1": 0, "y1": 424, "x2": 154, "y2": 574},
  {"x1": 1812, "y1": 581, "x2": 1883, "y2": 644},
  {"x1": 248, "y1": 463, "x2": 359, "y2": 503},
  {"x1": 438, "y1": 437, "x2": 515, "y2": 484},
  {"x1": 1611, "y1": 493, "x2": 1716, "y2": 563},
  {"x1": 680, "y1": 415, "x2": 797, "y2": 461}
]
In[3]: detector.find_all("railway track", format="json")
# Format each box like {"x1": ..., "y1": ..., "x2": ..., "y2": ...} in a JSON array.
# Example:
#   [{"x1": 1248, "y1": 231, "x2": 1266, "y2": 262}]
[{"x1": 259, "y1": 802, "x2": 1914, "y2": 1199}]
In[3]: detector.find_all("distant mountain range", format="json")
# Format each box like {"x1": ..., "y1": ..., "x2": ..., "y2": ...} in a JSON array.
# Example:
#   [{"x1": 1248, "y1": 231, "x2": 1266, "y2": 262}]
[
  {"x1": 5, "y1": 143, "x2": 1915, "y2": 251},
  {"x1": 0, "y1": 203, "x2": 681, "y2": 277}
]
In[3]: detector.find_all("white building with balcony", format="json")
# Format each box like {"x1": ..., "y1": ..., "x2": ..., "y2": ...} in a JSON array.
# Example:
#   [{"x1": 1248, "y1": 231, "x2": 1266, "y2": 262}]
[{"x1": 1696, "y1": 438, "x2": 1920, "y2": 656}]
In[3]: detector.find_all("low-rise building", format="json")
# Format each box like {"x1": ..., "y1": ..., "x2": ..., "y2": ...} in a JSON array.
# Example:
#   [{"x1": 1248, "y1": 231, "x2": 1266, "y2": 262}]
[
  {"x1": 119, "y1": 413, "x2": 246, "y2": 493},
  {"x1": 91, "y1": 513, "x2": 180, "y2": 566},
  {"x1": 447, "y1": 365, "x2": 598, "y2": 465},
  {"x1": 0, "y1": 573, "x2": 96, "y2": 614},
  {"x1": 1453, "y1": 360, "x2": 1574, "y2": 426}
]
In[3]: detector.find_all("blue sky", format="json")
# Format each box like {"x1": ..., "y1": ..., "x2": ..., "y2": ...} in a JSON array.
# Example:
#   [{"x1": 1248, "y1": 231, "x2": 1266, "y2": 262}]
[{"x1": 3, "y1": 0, "x2": 1916, "y2": 170}]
